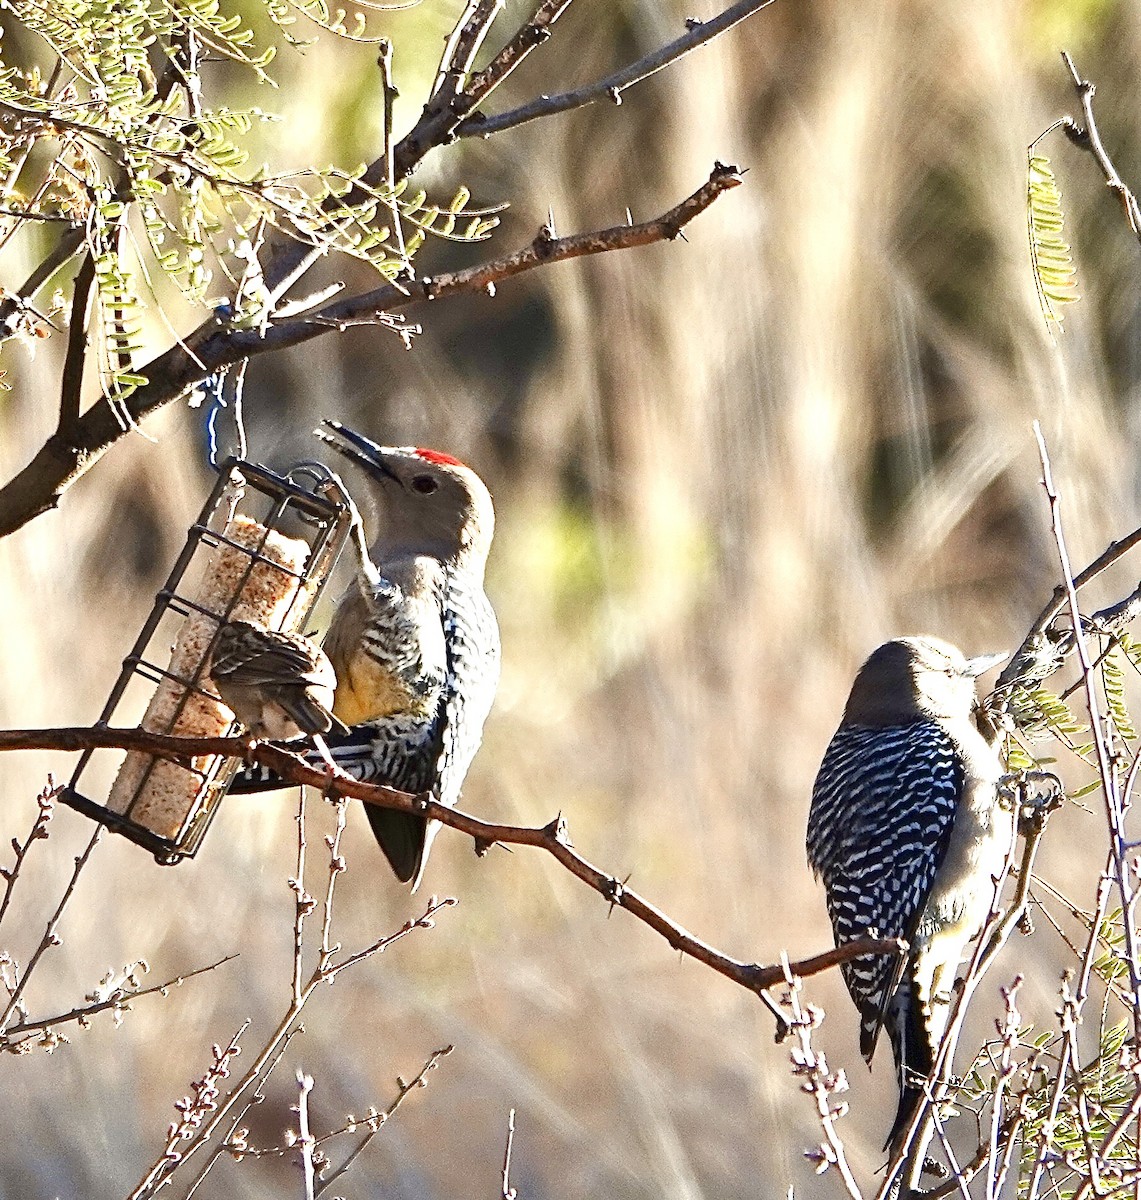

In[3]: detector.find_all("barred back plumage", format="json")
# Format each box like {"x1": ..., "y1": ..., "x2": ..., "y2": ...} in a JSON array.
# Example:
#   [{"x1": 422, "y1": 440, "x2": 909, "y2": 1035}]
[
  {"x1": 807, "y1": 720, "x2": 962, "y2": 1060},
  {"x1": 806, "y1": 636, "x2": 1010, "y2": 1159}
]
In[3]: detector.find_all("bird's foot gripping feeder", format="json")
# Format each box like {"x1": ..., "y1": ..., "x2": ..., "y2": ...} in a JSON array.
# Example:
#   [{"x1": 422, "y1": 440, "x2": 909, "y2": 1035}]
[{"x1": 61, "y1": 458, "x2": 353, "y2": 864}]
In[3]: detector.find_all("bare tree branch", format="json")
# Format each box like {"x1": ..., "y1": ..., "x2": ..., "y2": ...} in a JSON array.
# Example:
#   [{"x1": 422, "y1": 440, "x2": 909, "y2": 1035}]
[
  {"x1": 1059, "y1": 51, "x2": 1141, "y2": 243},
  {"x1": 994, "y1": 519, "x2": 1141, "y2": 696},
  {"x1": 878, "y1": 786, "x2": 1056, "y2": 1200},
  {"x1": 0, "y1": 722, "x2": 903, "y2": 1013},
  {"x1": 0, "y1": 824, "x2": 102, "y2": 1033},
  {"x1": 128, "y1": 899, "x2": 451, "y2": 1200},
  {"x1": 429, "y1": 0, "x2": 503, "y2": 102},
  {"x1": 0, "y1": 164, "x2": 741, "y2": 538},
  {"x1": 0, "y1": 225, "x2": 84, "y2": 333},
  {"x1": 56, "y1": 252, "x2": 95, "y2": 438},
  {"x1": 0, "y1": 777, "x2": 57, "y2": 927},
  {"x1": 462, "y1": 0, "x2": 575, "y2": 112},
  {"x1": 312, "y1": 1045, "x2": 453, "y2": 1197},
  {"x1": 455, "y1": 0, "x2": 778, "y2": 139},
  {"x1": 0, "y1": 0, "x2": 776, "y2": 540}
]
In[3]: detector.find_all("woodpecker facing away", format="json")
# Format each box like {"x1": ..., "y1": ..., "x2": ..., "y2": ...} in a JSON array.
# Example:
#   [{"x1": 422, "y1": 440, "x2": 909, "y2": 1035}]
[
  {"x1": 806, "y1": 637, "x2": 1011, "y2": 1155},
  {"x1": 211, "y1": 620, "x2": 347, "y2": 742}
]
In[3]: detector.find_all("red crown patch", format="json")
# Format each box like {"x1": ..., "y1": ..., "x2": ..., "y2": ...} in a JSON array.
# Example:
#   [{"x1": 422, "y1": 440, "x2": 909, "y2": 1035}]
[{"x1": 414, "y1": 448, "x2": 463, "y2": 467}]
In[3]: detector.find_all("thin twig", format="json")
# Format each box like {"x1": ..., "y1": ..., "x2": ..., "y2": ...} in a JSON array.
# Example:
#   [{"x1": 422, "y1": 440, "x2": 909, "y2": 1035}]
[
  {"x1": 291, "y1": 790, "x2": 310, "y2": 1007},
  {"x1": 376, "y1": 38, "x2": 407, "y2": 267},
  {"x1": 454, "y1": 0, "x2": 778, "y2": 139},
  {"x1": 0, "y1": 825, "x2": 103, "y2": 1035},
  {"x1": 131, "y1": 1021, "x2": 251, "y2": 1200},
  {"x1": 313, "y1": 1045, "x2": 453, "y2": 1196},
  {"x1": 1030, "y1": 429, "x2": 1141, "y2": 1200},
  {"x1": 1059, "y1": 51, "x2": 1141, "y2": 243},
  {"x1": 783, "y1": 953, "x2": 863, "y2": 1199},
  {"x1": 318, "y1": 798, "x2": 348, "y2": 973},
  {"x1": 183, "y1": 1026, "x2": 305, "y2": 1199},
  {"x1": 879, "y1": 780, "x2": 1055, "y2": 1200},
  {"x1": 501, "y1": 1108, "x2": 517, "y2": 1200},
  {"x1": 0, "y1": 953, "x2": 237, "y2": 1049},
  {"x1": 56, "y1": 251, "x2": 95, "y2": 437},
  {"x1": 1033, "y1": 422, "x2": 1141, "y2": 1032},
  {"x1": 462, "y1": 0, "x2": 574, "y2": 112},
  {"x1": 994, "y1": 528, "x2": 1141, "y2": 698},
  {"x1": 0, "y1": 777, "x2": 58, "y2": 928},
  {"x1": 0, "y1": 225, "x2": 84, "y2": 342},
  {"x1": 297, "y1": 1071, "x2": 317, "y2": 1200},
  {"x1": 128, "y1": 899, "x2": 453, "y2": 1200}
]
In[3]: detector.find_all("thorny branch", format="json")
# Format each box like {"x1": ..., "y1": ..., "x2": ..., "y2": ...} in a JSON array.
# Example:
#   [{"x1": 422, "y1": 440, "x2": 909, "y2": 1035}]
[
  {"x1": 261, "y1": 163, "x2": 743, "y2": 341},
  {"x1": 0, "y1": 0, "x2": 777, "y2": 540},
  {"x1": 0, "y1": 164, "x2": 742, "y2": 537},
  {"x1": 454, "y1": 0, "x2": 779, "y2": 139},
  {"x1": 0, "y1": 723, "x2": 903, "y2": 1020}
]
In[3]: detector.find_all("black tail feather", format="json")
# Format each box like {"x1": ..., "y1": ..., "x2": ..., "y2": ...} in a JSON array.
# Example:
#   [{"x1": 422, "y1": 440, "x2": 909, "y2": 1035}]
[
  {"x1": 884, "y1": 977, "x2": 935, "y2": 1155},
  {"x1": 364, "y1": 805, "x2": 427, "y2": 886}
]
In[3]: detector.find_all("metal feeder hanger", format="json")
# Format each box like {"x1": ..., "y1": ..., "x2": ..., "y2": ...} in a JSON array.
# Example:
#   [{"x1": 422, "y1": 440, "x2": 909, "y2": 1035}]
[{"x1": 61, "y1": 458, "x2": 353, "y2": 864}]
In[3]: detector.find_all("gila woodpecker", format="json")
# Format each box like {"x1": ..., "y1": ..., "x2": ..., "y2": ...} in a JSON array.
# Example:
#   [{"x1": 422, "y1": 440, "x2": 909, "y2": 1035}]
[
  {"x1": 230, "y1": 424, "x2": 500, "y2": 891},
  {"x1": 806, "y1": 636, "x2": 1011, "y2": 1153}
]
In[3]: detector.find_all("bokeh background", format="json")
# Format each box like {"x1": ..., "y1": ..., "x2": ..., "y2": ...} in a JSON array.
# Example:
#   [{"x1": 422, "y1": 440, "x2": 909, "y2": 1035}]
[{"x1": 2, "y1": 0, "x2": 1141, "y2": 1195}]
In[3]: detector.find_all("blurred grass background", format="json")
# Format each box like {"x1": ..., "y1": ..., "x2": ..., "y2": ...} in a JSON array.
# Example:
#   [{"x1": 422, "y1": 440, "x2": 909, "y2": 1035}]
[{"x1": 2, "y1": 0, "x2": 1141, "y2": 1194}]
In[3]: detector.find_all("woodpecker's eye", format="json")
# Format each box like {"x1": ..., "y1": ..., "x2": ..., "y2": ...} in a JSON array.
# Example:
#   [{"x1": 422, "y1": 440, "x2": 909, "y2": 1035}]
[{"x1": 410, "y1": 474, "x2": 439, "y2": 495}]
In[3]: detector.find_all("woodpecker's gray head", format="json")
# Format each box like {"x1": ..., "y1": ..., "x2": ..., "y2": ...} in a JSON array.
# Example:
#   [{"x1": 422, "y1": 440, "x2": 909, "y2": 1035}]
[
  {"x1": 843, "y1": 636, "x2": 1006, "y2": 727},
  {"x1": 317, "y1": 421, "x2": 495, "y2": 572}
]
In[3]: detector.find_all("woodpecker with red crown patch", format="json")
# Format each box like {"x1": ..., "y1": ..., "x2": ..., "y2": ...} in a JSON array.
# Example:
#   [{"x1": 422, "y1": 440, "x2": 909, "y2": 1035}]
[{"x1": 230, "y1": 422, "x2": 500, "y2": 890}]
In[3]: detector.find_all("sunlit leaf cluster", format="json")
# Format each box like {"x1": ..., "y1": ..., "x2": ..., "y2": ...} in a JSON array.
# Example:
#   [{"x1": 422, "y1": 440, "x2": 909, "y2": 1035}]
[
  {"x1": 1027, "y1": 153, "x2": 1080, "y2": 327},
  {"x1": 0, "y1": 0, "x2": 501, "y2": 400}
]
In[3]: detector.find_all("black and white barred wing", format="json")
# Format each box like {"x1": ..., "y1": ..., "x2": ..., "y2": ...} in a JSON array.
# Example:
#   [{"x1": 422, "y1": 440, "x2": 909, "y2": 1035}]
[
  {"x1": 433, "y1": 573, "x2": 501, "y2": 812},
  {"x1": 806, "y1": 720, "x2": 963, "y2": 1061}
]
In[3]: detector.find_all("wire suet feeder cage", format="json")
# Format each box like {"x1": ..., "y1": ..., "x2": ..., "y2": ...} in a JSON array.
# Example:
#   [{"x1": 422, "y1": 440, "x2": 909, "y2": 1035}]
[{"x1": 62, "y1": 458, "x2": 353, "y2": 864}]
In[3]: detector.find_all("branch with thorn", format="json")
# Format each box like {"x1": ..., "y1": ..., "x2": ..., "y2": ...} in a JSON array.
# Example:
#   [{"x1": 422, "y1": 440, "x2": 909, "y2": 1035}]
[
  {"x1": 0, "y1": 723, "x2": 902, "y2": 1029},
  {"x1": 0, "y1": 163, "x2": 742, "y2": 536}
]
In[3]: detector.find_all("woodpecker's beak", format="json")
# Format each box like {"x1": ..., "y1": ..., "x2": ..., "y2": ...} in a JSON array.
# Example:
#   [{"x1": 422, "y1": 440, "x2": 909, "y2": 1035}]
[
  {"x1": 316, "y1": 420, "x2": 401, "y2": 485},
  {"x1": 965, "y1": 650, "x2": 1008, "y2": 678}
]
